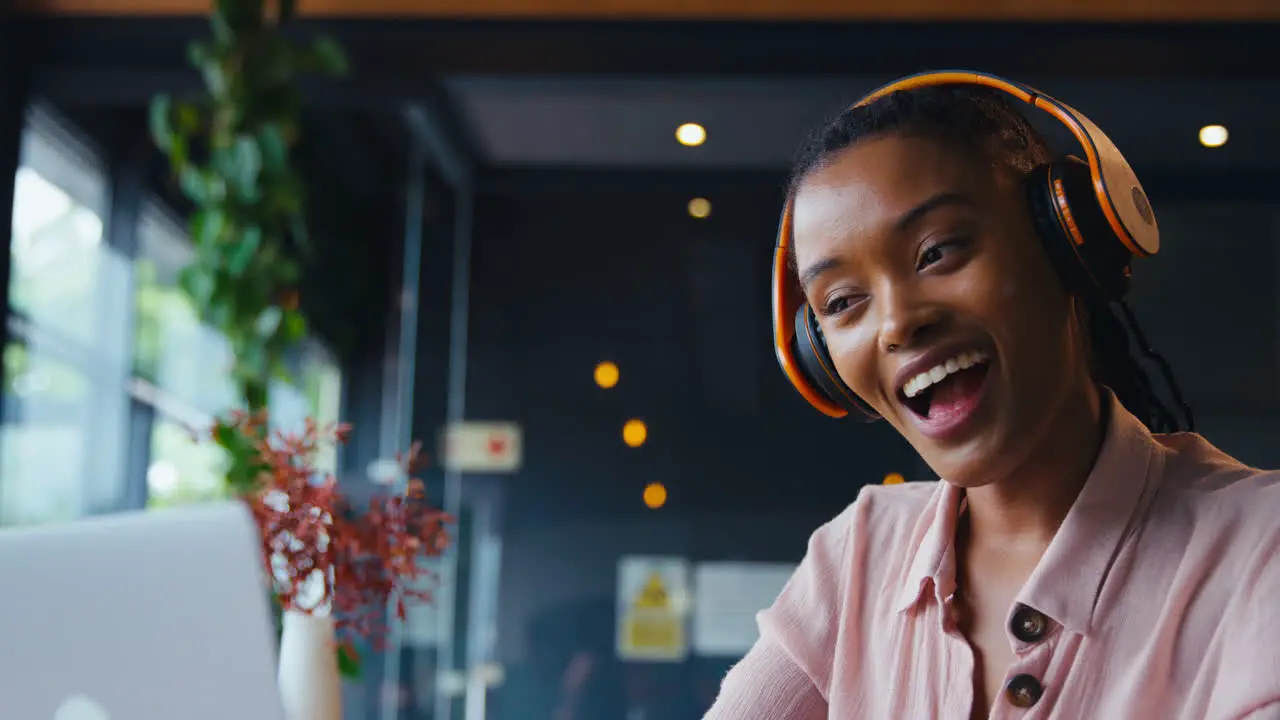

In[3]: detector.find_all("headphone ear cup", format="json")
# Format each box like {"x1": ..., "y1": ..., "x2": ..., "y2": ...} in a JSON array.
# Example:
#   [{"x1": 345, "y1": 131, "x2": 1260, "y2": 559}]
[
  {"x1": 792, "y1": 304, "x2": 880, "y2": 422},
  {"x1": 1027, "y1": 159, "x2": 1133, "y2": 302}
]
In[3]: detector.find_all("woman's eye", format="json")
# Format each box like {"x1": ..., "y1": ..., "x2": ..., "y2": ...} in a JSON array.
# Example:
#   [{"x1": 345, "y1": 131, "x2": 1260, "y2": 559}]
[
  {"x1": 920, "y1": 245, "x2": 946, "y2": 267},
  {"x1": 821, "y1": 294, "x2": 861, "y2": 316},
  {"x1": 917, "y1": 237, "x2": 970, "y2": 271}
]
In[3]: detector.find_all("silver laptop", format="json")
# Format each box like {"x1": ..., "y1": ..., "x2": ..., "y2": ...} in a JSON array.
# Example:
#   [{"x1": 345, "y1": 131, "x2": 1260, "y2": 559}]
[{"x1": 0, "y1": 502, "x2": 285, "y2": 720}]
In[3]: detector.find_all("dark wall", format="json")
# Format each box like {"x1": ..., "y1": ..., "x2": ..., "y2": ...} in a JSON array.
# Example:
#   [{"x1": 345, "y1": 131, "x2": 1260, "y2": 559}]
[{"x1": 463, "y1": 170, "x2": 922, "y2": 527}]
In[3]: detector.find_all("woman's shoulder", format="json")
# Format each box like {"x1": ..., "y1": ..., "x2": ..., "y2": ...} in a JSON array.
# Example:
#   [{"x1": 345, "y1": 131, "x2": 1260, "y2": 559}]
[
  {"x1": 1156, "y1": 431, "x2": 1280, "y2": 497},
  {"x1": 1154, "y1": 431, "x2": 1280, "y2": 546},
  {"x1": 804, "y1": 480, "x2": 942, "y2": 576},
  {"x1": 820, "y1": 479, "x2": 938, "y2": 532},
  {"x1": 1154, "y1": 434, "x2": 1280, "y2": 666}
]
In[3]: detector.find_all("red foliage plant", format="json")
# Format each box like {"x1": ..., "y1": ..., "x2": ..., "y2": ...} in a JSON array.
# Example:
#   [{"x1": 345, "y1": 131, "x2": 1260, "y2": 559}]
[{"x1": 218, "y1": 411, "x2": 452, "y2": 647}]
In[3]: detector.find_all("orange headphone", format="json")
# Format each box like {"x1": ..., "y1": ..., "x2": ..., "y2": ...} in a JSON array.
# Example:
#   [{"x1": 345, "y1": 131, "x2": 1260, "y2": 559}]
[{"x1": 772, "y1": 70, "x2": 1161, "y2": 421}]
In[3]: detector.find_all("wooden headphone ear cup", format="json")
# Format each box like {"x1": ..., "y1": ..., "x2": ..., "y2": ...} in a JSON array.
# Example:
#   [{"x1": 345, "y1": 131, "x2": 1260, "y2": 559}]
[
  {"x1": 792, "y1": 304, "x2": 881, "y2": 422},
  {"x1": 1026, "y1": 161, "x2": 1132, "y2": 302}
]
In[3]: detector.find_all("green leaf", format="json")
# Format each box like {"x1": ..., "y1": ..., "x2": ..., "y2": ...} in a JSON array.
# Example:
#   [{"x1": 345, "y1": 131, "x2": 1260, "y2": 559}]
[
  {"x1": 312, "y1": 36, "x2": 349, "y2": 76},
  {"x1": 148, "y1": 95, "x2": 173, "y2": 150},
  {"x1": 165, "y1": 134, "x2": 190, "y2": 171},
  {"x1": 179, "y1": 166, "x2": 221, "y2": 205},
  {"x1": 243, "y1": 378, "x2": 270, "y2": 412},
  {"x1": 228, "y1": 225, "x2": 262, "y2": 276},
  {"x1": 210, "y1": 11, "x2": 234, "y2": 44},
  {"x1": 239, "y1": 341, "x2": 268, "y2": 378},
  {"x1": 210, "y1": 298, "x2": 233, "y2": 328},
  {"x1": 202, "y1": 61, "x2": 229, "y2": 99},
  {"x1": 186, "y1": 40, "x2": 214, "y2": 69},
  {"x1": 257, "y1": 124, "x2": 289, "y2": 174},
  {"x1": 213, "y1": 135, "x2": 262, "y2": 193},
  {"x1": 337, "y1": 644, "x2": 362, "y2": 679},
  {"x1": 255, "y1": 306, "x2": 283, "y2": 338},
  {"x1": 178, "y1": 265, "x2": 215, "y2": 309},
  {"x1": 191, "y1": 209, "x2": 227, "y2": 249},
  {"x1": 175, "y1": 101, "x2": 202, "y2": 135},
  {"x1": 212, "y1": 420, "x2": 240, "y2": 450},
  {"x1": 283, "y1": 309, "x2": 307, "y2": 342}
]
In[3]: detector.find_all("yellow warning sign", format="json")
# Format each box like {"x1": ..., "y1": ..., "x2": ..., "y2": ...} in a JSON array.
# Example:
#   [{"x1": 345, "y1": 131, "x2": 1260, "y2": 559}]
[
  {"x1": 624, "y1": 614, "x2": 683, "y2": 652},
  {"x1": 634, "y1": 573, "x2": 669, "y2": 610},
  {"x1": 617, "y1": 557, "x2": 689, "y2": 662}
]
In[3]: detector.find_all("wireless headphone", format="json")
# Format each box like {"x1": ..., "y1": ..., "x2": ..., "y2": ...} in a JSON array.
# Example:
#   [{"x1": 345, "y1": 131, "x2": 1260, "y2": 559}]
[{"x1": 772, "y1": 70, "x2": 1161, "y2": 420}]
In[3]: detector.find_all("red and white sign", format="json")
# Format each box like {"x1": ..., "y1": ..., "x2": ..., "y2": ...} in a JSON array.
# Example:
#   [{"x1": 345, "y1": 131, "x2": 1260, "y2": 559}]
[{"x1": 440, "y1": 422, "x2": 522, "y2": 473}]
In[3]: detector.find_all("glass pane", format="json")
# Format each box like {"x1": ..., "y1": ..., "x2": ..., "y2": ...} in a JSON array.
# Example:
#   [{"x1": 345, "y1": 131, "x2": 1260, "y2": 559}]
[
  {"x1": 1, "y1": 338, "x2": 94, "y2": 526},
  {"x1": 8, "y1": 129, "x2": 108, "y2": 347},
  {"x1": 145, "y1": 417, "x2": 229, "y2": 509},
  {"x1": 1, "y1": 120, "x2": 130, "y2": 527},
  {"x1": 133, "y1": 206, "x2": 238, "y2": 417},
  {"x1": 293, "y1": 347, "x2": 344, "y2": 474}
]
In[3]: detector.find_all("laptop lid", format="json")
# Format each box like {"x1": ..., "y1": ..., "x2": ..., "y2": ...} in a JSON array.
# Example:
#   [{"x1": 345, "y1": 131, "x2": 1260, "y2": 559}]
[{"x1": 0, "y1": 501, "x2": 285, "y2": 720}]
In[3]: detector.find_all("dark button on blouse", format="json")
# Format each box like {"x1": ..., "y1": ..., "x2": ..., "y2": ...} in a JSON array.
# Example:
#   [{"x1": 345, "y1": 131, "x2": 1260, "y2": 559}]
[
  {"x1": 1010, "y1": 604, "x2": 1049, "y2": 643},
  {"x1": 1006, "y1": 674, "x2": 1044, "y2": 709}
]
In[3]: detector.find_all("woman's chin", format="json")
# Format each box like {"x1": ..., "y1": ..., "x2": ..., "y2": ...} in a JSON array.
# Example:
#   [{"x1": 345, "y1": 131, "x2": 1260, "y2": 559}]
[{"x1": 914, "y1": 430, "x2": 1020, "y2": 488}]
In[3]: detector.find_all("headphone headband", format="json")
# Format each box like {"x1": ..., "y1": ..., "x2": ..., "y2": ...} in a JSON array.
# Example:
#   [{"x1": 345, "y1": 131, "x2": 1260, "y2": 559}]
[{"x1": 772, "y1": 70, "x2": 1159, "y2": 419}]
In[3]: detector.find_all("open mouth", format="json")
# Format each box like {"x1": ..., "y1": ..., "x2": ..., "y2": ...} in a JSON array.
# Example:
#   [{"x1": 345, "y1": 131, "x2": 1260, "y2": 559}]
[{"x1": 898, "y1": 350, "x2": 992, "y2": 422}]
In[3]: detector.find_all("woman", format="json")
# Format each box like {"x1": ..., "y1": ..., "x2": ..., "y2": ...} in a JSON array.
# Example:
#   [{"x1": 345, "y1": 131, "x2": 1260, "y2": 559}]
[{"x1": 706, "y1": 76, "x2": 1280, "y2": 719}]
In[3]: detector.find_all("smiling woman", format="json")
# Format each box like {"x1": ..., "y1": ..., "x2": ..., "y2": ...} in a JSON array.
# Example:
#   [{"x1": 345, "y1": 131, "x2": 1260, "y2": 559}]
[{"x1": 709, "y1": 73, "x2": 1280, "y2": 720}]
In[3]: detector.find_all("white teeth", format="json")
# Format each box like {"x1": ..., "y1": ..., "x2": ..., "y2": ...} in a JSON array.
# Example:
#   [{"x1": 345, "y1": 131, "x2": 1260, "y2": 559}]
[{"x1": 902, "y1": 350, "x2": 990, "y2": 399}]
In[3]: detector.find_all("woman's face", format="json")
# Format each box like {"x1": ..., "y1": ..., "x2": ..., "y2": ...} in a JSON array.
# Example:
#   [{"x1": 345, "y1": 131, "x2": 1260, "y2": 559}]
[{"x1": 791, "y1": 132, "x2": 1092, "y2": 487}]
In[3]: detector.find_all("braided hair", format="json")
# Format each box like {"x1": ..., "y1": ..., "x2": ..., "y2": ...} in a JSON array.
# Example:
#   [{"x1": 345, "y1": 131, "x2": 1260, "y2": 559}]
[{"x1": 787, "y1": 85, "x2": 1192, "y2": 434}]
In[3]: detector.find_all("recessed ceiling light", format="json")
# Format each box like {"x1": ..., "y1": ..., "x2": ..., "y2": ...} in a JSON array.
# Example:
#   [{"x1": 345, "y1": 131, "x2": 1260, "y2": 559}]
[
  {"x1": 1199, "y1": 124, "x2": 1228, "y2": 148},
  {"x1": 643, "y1": 482, "x2": 667, "y2": 509},
  {"x1": 594, "y1": 361, "x2": 619, "y2": 389},
  {"x1": 676, "y1": 123, "x2": 706, "y2": 147},
  {"x1": 687, "y1": 197, "x2": 712, "y2": 219},
  {"x1": 623, "y1": 419, "x2": 648, "y2": 448}
]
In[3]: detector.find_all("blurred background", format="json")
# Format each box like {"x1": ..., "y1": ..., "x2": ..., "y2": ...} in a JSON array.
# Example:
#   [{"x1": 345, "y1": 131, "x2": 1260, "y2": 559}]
[{"x1": 4, "y1": 1, "x2": 1280, "y2": 719}]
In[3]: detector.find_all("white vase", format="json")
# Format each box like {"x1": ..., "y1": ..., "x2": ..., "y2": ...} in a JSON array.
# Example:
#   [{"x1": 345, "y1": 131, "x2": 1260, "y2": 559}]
[{"x1": 277, "y1": 609, "x2": 343, "y2": 720}]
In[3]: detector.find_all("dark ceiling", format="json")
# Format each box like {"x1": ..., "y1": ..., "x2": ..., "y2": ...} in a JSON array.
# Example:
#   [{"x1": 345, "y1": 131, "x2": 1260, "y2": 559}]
[
  {"x1": 23, "y1": 16, "x2": 1280, "y2": 519},
  {"x1": 446, "y1": 75, "x2": 1280, "y2": 172}
]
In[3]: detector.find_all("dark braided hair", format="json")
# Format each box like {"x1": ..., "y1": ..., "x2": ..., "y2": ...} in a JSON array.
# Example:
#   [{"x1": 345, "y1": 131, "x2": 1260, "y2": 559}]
[{"x1": 787, "y1": 85, "x2": 1193, "y2": 434}]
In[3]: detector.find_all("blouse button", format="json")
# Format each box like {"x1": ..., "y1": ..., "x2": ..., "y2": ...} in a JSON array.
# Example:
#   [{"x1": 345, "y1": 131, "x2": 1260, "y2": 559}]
[
  {"x1": 1010, "y1": 605, "x2": 1048, "y2": 643},
  {"x1": 1006, "y1": 674, "x2": 1044, "y2": 709}
]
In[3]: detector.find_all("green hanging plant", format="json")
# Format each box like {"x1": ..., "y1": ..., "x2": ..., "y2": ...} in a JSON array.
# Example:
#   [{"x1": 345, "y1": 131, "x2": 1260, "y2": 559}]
[
  {"x1": 148, "y1": 0, "x2": 347, "y2": 422},
  {"x1": 148, "y1": 0, "x2": 368, "y2": 678}
]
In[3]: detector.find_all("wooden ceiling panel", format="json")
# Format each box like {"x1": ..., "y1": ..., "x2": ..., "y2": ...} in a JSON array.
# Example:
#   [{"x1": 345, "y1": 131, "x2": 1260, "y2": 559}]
[{"x1": 17, "y1": 0, "x2": 1280, "y2": 21}]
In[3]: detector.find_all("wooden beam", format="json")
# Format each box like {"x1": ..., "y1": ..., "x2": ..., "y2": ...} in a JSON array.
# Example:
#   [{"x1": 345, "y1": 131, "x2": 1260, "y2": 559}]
[
  {"x1": 26, "y1": 19, "x2": 1280, "y2": 80},
  {"x1": 15, "y1": 0, "x2": 1280, "y2": 22}
]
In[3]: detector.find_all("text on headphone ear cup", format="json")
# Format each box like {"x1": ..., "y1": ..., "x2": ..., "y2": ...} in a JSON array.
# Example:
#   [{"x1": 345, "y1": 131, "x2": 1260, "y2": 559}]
[
  {"x1": 792, "y1": 304, "x2": 880, "y2": 421},
  {"x1": 1026, "y1": 160, "x2": 1132, "y2": 302}
]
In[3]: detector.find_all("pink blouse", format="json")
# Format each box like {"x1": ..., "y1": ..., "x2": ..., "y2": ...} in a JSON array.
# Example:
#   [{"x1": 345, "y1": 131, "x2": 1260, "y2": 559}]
[{"x1": 706, "y1": 396, "x2": 1280, "y2": 719}]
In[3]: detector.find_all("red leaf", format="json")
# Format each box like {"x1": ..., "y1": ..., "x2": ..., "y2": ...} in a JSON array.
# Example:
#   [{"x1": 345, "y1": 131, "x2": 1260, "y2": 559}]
[{"x1": 222, "y1": 412, "x2": 452, "y2": 643}]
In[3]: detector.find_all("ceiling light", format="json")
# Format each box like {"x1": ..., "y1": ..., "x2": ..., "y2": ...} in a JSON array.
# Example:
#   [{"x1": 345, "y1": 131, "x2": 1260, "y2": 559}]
[
  {"x1": 643, "y1": 482, "x2": 668, "y2": 509},
  {"x1": 1199, "y1": 124, "x2": 1228, "y2": 148},
  {"x1": 687, "y1": 197, "x2": 712, "y2": 219},
  {"x1": 676, "y1": 123, "x2": 706, "y2": 147},
  {"x1": 623, "y1": 419, "x2": 648, "y2": 448},
  {"x1": 594, "y1": 361, "x2": 619, "y2": 389}
]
